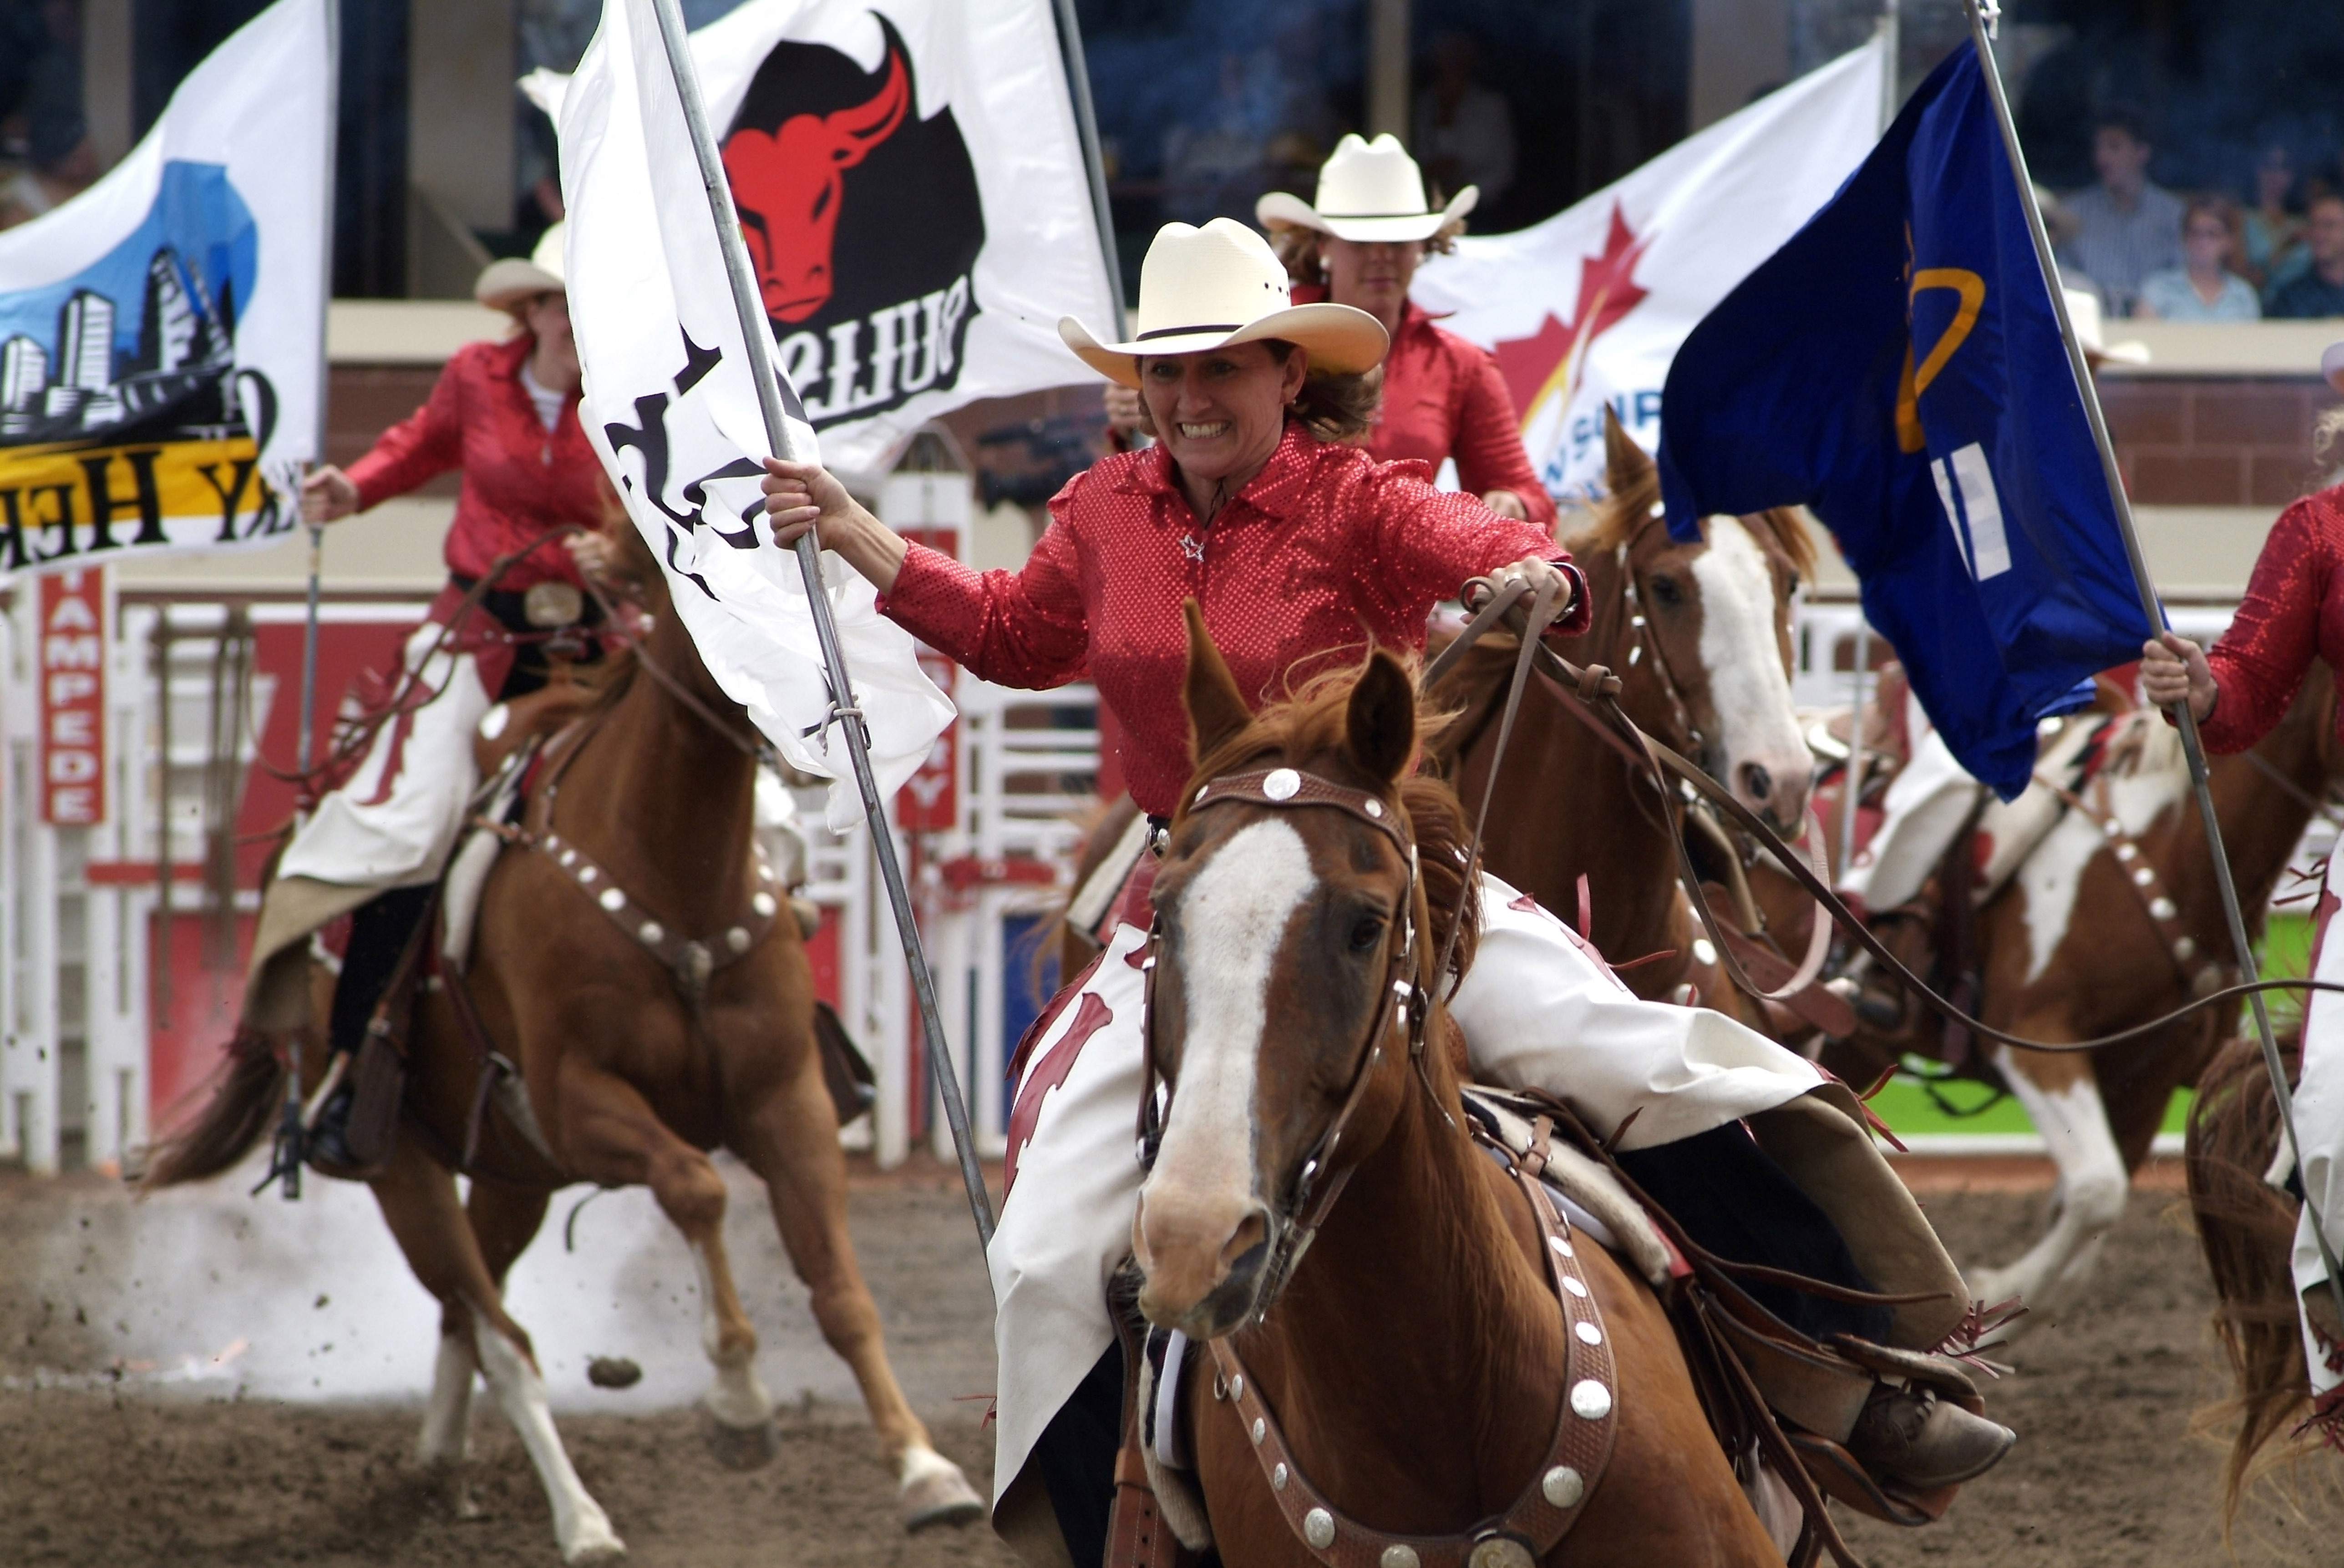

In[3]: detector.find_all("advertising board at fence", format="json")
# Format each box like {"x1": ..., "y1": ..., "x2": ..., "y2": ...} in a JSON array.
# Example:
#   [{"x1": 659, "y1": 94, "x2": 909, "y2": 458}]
[{"x1": 38, "y1": 567, "x2": 107, "y2": 824}]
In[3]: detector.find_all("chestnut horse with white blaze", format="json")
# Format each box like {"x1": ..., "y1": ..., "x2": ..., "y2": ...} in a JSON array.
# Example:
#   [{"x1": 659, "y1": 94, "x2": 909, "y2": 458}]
[
  {"x1": 1133, "y1": 616, "x2": 1781, "y2": 1567},
  {"x1": 1436, "y1": 417, "x2": 1821, "y2": 1032},
  {"x1": 143, "y1": 528, "x2": 981, "y2": 1564}
]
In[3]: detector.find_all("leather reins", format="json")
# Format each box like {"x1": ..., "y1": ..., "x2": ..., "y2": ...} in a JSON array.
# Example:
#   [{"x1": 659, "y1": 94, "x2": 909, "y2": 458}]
[{"x1": 1431, "y1": 577, "x2": 2344, "y2": 1056}]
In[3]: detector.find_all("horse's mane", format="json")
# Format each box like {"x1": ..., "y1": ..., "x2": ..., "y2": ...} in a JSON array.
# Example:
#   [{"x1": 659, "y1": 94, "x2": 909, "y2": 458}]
[
  {"x1": 1576, "y1": 455, "x2": 1819, "y2": 582},
  {"x1": 1177, "y1": 659, "x2": 1482, "y2": 981}
]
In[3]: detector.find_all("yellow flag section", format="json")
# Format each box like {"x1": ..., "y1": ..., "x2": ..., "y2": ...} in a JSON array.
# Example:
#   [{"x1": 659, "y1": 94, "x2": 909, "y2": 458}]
[{"x1": 0, "y1": 434, "x2": 290, "y2": 570}]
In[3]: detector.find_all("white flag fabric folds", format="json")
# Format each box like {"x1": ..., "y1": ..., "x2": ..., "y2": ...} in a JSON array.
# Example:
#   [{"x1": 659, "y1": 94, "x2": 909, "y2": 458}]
[
  {"x1": 1411, "y1": 36, "x2": 1885, "y2": 504},
  {"x1": 562, "y1": 0, "x2": 953, "y2": 826},
  {"x1": 528, "y1": 0, "x2": 1116, "y2": 476},
  {"x1": 0, "y1": 0, "x2": 329, "y2": 575}
]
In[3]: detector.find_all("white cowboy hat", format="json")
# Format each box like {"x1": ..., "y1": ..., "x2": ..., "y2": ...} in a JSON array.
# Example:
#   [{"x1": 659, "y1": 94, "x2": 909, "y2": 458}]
[
  {"x1": 1256, "y1": 133, "x2": 1477, "y2": 244},
  {"x1": 2064, "y1": 287, "x2": 2151, "y2": 367},
  {"x1": 475, "y1": 222, "x2": 567, "y2": 312},
  {"x1": 1059, "y1": 217, "x2": 1388, "y2": 389},
  {"x1": 2322, "y1": 340, "x2": 2344, "y2": 395}
]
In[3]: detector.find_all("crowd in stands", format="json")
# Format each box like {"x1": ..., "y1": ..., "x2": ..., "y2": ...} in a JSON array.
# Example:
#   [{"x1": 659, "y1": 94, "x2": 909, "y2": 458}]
[{"x1": 2050, "y1": 107, "x2": 2344, "y2": 321}]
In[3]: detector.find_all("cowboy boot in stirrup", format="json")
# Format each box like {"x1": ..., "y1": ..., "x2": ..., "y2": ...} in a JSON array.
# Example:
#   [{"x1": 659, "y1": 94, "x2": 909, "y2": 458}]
[{"x1": 1845, "y1": 1381, "x2": 2015, "y2": 1489}]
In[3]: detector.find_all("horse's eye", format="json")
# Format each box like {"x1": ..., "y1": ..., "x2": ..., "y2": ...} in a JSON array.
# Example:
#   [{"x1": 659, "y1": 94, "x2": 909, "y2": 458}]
[
  {"x1": 1350, "y1": 915, "x2": 1386, "y2": 951},
  {"x1": 1648, "y1": 574, "x2": 1683, "y2": 607}
]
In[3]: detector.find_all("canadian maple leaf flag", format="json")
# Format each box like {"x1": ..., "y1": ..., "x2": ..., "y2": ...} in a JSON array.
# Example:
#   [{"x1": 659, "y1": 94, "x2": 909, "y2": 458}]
[{"x1": 1411, "y1": 33, "x2": 1886, "y2": 504}]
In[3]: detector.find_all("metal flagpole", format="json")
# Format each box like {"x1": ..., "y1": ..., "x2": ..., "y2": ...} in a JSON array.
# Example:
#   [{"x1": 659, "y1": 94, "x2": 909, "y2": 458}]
[
  {"x1": 1048, "y1": 0, "x2": 1128, "y2": 339},
  {"x1": 299, "y1": 0, "x2": 340, "y2": 783},
  {"x1": 645, "y1": 0, "x2": 996, "y2": 1252},
  {"x1": 1963, "y1": 0, "x2": 2344, "y2": 1330}
]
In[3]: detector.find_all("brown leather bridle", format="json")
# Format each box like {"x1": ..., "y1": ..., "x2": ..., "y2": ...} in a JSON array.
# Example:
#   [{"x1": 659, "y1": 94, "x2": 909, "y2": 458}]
[{"x1": 1136, "y1": 765, "x2": 1427, "y2": 1316}]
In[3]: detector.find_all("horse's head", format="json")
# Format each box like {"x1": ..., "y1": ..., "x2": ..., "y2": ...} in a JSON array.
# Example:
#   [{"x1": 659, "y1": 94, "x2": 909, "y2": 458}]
[
  {"x1": 1131, "y1": 605, "x2": 1469, "y2": 1340},
  {"x1": 1576, "y1": 415, "x2": 1815, "y2": 835}
]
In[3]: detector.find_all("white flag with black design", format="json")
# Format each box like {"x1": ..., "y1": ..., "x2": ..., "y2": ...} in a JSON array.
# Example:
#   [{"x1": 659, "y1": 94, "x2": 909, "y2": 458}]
[
  {"x1": 526, "y1": 0, "x2": 1117, "y2": 475},
  {"x1": 560, "y1": 0, "x2": 952, "y2": 825}
]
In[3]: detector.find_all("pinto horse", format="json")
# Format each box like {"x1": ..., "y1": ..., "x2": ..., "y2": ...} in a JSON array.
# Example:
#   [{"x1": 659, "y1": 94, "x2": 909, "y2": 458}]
[
  {"x1": 144, "y1": 533, "x2": 982, "y2": 1564},
  {"x1": 1435, "y1": 416, "x2": 1821, "y2": 1030},
  {"x1": 1131, "y1": 612, "x2": 1782, "y2": 1567},
  {"x1": 1801, "y1": 664, "x2": 2342, "y2": 1320}
]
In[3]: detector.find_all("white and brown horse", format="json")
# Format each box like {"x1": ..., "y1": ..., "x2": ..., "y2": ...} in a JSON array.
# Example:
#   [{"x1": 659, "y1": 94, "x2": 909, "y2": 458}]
[
  {"x1": 1805, "y1": 664, "x2": 2342, "y2": 1319},
  {"x1": 1134, "y1": 614, "x2": 1784, "y2": 1567},
  {"x1": 144, "y1": 530, "x2": 983, "y2": 1563}
]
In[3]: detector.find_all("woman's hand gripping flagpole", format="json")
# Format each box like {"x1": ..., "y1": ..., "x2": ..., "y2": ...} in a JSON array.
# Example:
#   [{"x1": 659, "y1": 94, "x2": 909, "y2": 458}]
[
  {"x1": 644, "y1": 0, "x2": 998, "y2": 1255},
  {"x1": 1964, "y1": 0, "x2": 2344, "y2": 1335}
]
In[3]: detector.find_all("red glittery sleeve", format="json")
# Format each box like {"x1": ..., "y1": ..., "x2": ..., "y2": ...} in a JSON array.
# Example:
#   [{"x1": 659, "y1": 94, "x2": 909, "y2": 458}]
[
  {"x1": 1360, "y1": 461, "x2": 1590, "y2": 636},
  {"x1": 875, "y1": 481, "x2": 1091, "y2": 690},
  {"x1": 2195, "y1": 495, "x2": 2332, "y2": 753},
  {"x1": 347, "y1": 349, "x2": 467, "y2": 509},
  {"x1": 1447, "y1": 344, "x2": 1559, "y2": 531}
]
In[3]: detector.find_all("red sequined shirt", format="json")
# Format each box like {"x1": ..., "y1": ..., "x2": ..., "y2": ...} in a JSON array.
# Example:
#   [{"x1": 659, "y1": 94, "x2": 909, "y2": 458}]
[
  {"x1": 345, "y1": 335, "x2": 596, "y2": 593},
  {"x1": 1371, "y1": 301, "x2": 1557, "y2": 531},
  {"x1": 2195, "y1": 486, "x2": 2344, "y2": 753},
  {"x1": 879, "y1": 421, "x2": 1583, "y2": 816}
]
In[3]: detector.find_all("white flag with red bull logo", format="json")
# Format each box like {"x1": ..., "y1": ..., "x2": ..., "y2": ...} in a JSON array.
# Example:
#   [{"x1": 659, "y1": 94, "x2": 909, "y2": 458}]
[
  {"x1": 560, "y1": 0, "x2": 953, "y2": 826},
  {"x1": 531, "y1": 0, "x2": 1118, "y2": 476},
  {"x1": 1410, "y1": 34, "x2": 1886, "y2": 505}
]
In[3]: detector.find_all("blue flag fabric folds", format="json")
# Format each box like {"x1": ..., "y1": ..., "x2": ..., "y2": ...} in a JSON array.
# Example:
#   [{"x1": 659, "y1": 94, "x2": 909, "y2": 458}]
[{"x1": 1655, "y1": 45, "x2": 2151, "y2": 799}]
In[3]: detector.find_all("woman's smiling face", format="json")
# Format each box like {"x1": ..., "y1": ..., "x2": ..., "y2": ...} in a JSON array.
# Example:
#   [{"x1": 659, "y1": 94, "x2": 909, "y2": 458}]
[{"x1": 1136, "y1": 341, "x2": 1308, "y2": 489}]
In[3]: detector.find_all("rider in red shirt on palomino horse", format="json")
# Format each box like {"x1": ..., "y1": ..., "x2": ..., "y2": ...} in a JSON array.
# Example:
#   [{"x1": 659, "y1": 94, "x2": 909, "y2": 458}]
[
  {"x1": 2143, "y1": 339, "x2": 2344, "y2": 1438},
  {"x1": 761, "y1": 217, "x2": 2013, "y2": 1565},
  {"x1": 263, "y1": 226, "x2": 619, "y2": 1166}
]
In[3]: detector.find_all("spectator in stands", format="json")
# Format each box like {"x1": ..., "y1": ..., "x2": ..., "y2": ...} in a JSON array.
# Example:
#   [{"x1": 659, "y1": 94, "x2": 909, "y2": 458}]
[
  {"x1": 0, "y1": 111, "x2": 95, "y2": 230},
  {"x1": 1414, "y1": 33, "x2": 1516, "y2": 212},
  {"x1": 2267, "y1": 192, "x2": 2344, "y2": 319},
  {"x1": 2138, "y1": 195, "x2": 2260, "y2": 321},
  {"x1": 2243, "y1": 142, "x2": 2309, "y2": 292},
  {"x1": 2057, "y1": 107, "x2": 2183, "y2": 317}
]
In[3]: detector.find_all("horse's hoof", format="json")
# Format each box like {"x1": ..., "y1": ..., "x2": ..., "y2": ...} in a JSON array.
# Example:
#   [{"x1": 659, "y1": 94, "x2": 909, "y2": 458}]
[
  {"x1": 567, "y1": 1546, "x2": 628, "y2": 1567},
  {"x1": 700, "y1": 1406, "x2": 782, "y2": 1471},
  {"x1": 899, "y1": 1446, "x2": 984, "y2": 1532}
]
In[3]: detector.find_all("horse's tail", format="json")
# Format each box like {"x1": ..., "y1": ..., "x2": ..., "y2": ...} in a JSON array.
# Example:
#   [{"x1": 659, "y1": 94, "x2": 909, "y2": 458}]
[
  {"x1": 139, "y1": 1028, "x2": 289, "y2": 1191},
  {"x1": 2186, "y1": 1030, "x2": 2310, "y2": 1528}
]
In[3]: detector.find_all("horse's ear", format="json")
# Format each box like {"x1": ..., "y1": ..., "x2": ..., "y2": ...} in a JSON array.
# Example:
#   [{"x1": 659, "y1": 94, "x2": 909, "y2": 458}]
[
  {"x1": 1344, "y1": 650, "x2": 1417, "y2": 784},
  {"x1": 1602, "y1": 406, "x2": 1653, "y2": 495},
  {"x1": 1183, "y1": 600, "x2": 1253, "y2": 760}
]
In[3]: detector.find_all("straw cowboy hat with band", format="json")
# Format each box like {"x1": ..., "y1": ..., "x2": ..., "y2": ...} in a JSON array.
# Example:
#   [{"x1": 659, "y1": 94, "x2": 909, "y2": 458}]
[
  {"x1": 1256, "y1": 132, "x2": 1476, "y2": 244},
  {"x1": 474, "y1": 222, "x2": 568, "y2": 313},
  {"x1": 1060, "y1": 217, "x2": 1388, "y2": 389}
]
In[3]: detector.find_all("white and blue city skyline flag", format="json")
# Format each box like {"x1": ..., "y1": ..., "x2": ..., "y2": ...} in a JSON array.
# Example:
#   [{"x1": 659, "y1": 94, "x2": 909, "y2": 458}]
[
  {"x1": 1655, "y1": 44, "x2": 2153, "y2": 799},
  {"x1": 0, "y1": 0, "x2": 329, "y2": 577},
  {"x1": 559, "y1": 0, "x2": 952, "y2": 826}
]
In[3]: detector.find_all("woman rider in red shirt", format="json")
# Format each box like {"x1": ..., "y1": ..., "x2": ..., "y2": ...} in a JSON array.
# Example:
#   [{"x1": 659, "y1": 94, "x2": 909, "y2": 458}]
[
  {"x1": 268, "y1": 225, "x2": 616, "y2": 1167},
  {"x1": 763, "y1": 218, "x2": 2009, "y2": 1561},
  {"x1": 1104, "y1": 134, "x2": 1553, "y2": 529},
  {"x1": 2143, "y1": 353, "x2": 2344, "y2": 1431}
]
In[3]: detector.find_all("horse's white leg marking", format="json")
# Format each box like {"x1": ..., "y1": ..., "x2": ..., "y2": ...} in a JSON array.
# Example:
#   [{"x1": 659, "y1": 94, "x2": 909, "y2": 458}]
[
  {"x1": 415, "y1": 1326, "x2": 477, "y2": 1466},
  {"x1": 1688, "y1": 518, "x2": 1808, "y2": 819},
  {"x1": 691, "y1": 1239, "x2": 773, "y2": 1429},
  {"x1": 1147, "y1": 819, "x2": 1318, "y2": 1213},
  {"x1": 1969, "y1": 1049, "x2": 2127, "y2": 1317},
  {"x1": 469, "y1": 1304, "x2": 625, "y2": 1563}
]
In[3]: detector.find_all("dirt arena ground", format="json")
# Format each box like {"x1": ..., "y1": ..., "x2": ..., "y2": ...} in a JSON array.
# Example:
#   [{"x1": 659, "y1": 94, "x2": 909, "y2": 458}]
[{"x1": 3, "y1": 1154, "x2": 2341, "y2": 1567}]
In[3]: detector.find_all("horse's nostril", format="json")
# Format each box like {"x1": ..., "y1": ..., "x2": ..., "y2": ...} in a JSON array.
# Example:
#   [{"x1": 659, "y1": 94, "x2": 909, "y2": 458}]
[{"x1": 1741, "y1": 762, "x2": 1773, "y2": 804}]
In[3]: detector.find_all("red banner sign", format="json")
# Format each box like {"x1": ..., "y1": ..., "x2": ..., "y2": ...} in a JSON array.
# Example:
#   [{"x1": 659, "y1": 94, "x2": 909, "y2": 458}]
[{"x1": 38, "y1": 569, "x2": 108, "y2": 825}]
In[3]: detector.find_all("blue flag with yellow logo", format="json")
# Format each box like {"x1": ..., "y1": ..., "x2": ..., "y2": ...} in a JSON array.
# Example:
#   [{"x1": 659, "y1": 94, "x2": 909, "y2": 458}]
[{"x1": 1655, "y1": 44, "x2": 2151, "y2": 799}]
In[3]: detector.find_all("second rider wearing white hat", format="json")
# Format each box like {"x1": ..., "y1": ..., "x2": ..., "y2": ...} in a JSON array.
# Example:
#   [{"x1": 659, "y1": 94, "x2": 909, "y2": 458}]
[{"x1": 1105, "y1": 133, "x2": 1553, "y2": 529}]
